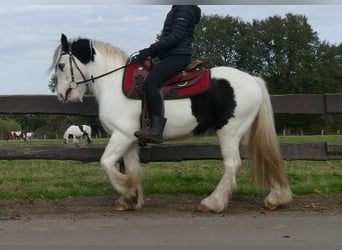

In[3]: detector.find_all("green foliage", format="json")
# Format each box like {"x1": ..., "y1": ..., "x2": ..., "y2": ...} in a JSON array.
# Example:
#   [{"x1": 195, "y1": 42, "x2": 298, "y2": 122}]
[
  {"x1": 48, "y1": 74, "x2": 58, "y2": 93},
  {"x1": 0, "y1": 118, "x2": 21, "y2": 139},
  {"x1": 193, "y1": 13, "x2": 341, "y2": 134}
]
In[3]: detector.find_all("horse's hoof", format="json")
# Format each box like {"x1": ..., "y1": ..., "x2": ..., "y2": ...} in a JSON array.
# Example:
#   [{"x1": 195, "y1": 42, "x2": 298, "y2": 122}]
[
  {"x1": 113, "y1": 201, "x2": 129, "y2": 211},
  {"x1": 264, "y1": 202, "x2": 280, "y2": 210},
  {"x1": 198, "y1": 203, "x2": 211, "y2": 213}
]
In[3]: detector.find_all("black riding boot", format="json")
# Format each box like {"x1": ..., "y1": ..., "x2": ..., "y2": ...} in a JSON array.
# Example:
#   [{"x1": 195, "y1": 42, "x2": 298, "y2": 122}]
[{"x1": 134, "y1": 115, "x2": 167, "y2": 144}]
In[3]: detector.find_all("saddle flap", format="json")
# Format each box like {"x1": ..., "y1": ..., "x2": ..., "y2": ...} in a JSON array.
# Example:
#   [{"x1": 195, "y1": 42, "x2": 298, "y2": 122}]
[{"x1": 162, "y1": 67, "x2": 205, "y2": 87}]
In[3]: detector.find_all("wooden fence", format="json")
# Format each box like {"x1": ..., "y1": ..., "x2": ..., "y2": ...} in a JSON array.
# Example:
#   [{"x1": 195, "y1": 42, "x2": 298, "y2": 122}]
[{"x1": 0, "y1": 94, "x2": 341, "y2": 162}]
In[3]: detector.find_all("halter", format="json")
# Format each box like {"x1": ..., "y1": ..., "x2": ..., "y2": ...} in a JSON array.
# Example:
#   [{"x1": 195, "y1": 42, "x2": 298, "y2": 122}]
[{"x1": 62, "y1": 41, "x2": 129, "y2": 89}]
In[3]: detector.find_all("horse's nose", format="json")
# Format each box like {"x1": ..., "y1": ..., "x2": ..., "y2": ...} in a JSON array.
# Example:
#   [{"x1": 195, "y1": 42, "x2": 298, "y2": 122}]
[{"x1": 58, "y1": 93, "x2": 65, "y2": 102}]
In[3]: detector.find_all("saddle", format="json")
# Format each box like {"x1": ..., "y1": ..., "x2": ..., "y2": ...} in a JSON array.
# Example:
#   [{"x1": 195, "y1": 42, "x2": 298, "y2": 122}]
[
  {"x1": 123, "y1": 59, "x2": 210, "y2": 100},
  {"x1": 122, "y1": 58, "x2": 210, "y2": 145}
]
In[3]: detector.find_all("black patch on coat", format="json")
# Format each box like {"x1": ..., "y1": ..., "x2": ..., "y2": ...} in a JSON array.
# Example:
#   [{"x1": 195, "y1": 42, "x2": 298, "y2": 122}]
[
  {"x1": 190, "y1": 78, "x2": 236, "y2": 135},
  {"x1": 70, "y1": 38, "x2": 96, "y2": 64},
  {"x1": 78, "y1": 125, "x2": 84, "y2": 133}
]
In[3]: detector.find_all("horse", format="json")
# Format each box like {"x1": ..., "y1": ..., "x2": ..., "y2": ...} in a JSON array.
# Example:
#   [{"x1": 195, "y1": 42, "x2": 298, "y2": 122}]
[
  {"x1": 63, "y1": 125, "x2": 92, "y2": 144},
  {"x1": 50, "y1": 34, "x2": 292, "y2": 213},
  {"x1": 26, "y1": 132, "x2": 34, "y2": 140},
  {"x1": 7, "y1": 131, "x2": 26, "y2": 141}
]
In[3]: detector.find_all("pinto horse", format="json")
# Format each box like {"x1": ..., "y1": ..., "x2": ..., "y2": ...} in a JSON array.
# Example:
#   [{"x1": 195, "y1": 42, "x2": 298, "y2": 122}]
[
  {"x1": 50, "y1": 34, "x2": 292, "y2": 213},
  {"x1": 7, "y1": 131, "x2": 26, "y2": 141},
  {"x1": 63, "y1": 125, "x2": 92, "y2": 144}
]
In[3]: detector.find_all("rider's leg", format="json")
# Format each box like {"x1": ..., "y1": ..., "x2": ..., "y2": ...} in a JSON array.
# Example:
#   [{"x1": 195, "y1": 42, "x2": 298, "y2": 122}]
[{"x1": 135, "y1": 55, "x2": 191, "y2": 143}]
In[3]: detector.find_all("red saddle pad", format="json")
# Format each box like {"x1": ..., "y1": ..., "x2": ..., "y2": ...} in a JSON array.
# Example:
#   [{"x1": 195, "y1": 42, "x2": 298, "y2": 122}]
[{"x1": 122, "y1": 63, "x2": 211, "y2": 100}]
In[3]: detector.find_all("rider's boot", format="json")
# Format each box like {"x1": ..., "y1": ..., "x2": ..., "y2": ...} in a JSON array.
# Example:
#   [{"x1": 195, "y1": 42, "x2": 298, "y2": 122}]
[{"x1": 134, "y1": 115, "x2": 166, "y2": 144}]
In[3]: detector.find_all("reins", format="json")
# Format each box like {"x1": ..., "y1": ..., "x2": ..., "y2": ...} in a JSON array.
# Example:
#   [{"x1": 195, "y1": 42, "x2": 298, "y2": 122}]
[{"x1": 74, "y1": 64, "x2": 128, "y2": 86}]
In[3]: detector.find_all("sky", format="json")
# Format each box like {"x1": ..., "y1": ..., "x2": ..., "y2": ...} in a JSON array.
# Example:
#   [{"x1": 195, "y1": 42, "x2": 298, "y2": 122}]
[{"x1": 0, "y1": 1, "x2": 341, "y2": 95}]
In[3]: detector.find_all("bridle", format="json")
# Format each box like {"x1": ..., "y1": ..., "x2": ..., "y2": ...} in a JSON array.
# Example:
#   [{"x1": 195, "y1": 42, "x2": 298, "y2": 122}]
[
  {"x1": 62, "y1": 50, "x2": 87, "y2": 89},
  {"x1": 62, "y1": 41, "x2": 130, "y2": 90}
]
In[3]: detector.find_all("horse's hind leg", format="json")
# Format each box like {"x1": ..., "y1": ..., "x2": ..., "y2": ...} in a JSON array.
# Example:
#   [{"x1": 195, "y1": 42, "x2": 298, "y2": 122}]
[
  {"x1": 199, "y1": 132, "x2": 241, "y2": 213},
  {"x1": 84, "y1": 133, "x2": 92, "y2": 144}
]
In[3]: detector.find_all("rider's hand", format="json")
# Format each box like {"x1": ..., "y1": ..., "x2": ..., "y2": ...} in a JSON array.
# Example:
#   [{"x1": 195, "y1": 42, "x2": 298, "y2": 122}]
[{"x1": 130, "y1": 48, "x2": 151, "y2": 64}]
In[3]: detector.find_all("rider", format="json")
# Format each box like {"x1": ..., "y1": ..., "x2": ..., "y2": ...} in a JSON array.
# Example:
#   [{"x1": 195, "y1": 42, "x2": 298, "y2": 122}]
[{"x1": 132, "y1": 5, "x2": 201, "y2": 144}]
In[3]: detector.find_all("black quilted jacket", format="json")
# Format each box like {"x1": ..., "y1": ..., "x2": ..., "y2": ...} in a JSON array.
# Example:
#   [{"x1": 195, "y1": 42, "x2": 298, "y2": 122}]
[{"x1": 149, "y1": 5, "x2": 201, "y2": 59}]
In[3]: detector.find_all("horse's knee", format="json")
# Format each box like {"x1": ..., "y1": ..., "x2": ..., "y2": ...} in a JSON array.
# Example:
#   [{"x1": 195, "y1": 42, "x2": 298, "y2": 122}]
[{"x1": 100, "y1": 157, "x2": 111, "y2": 173}]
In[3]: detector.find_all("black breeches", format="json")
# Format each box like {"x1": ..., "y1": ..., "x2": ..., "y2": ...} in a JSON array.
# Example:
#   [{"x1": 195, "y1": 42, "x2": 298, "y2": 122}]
[{"x1": 144, "y1": 55, "x2": 191, "y2": 116}]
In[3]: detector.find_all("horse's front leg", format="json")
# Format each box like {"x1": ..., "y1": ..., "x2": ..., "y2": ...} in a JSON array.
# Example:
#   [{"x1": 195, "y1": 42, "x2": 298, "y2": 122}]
[
  {"x1": 115, "y1": 142, "x2": 144, "y2": 210},
  {"x1": 100, "y1": 131, "x2": 142, "y2": 211}
]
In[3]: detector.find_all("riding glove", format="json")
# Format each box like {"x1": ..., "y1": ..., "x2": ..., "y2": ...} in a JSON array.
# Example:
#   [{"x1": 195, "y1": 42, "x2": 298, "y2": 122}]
[{"x1": 130, "y1": 48, "x2": 151, "y2": 64}]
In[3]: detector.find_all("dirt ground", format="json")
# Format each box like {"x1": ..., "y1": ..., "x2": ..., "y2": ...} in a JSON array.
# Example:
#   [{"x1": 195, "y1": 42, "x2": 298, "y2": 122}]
[{"x1": 0, "y1": 193, "x2": 341, "y2": 221}]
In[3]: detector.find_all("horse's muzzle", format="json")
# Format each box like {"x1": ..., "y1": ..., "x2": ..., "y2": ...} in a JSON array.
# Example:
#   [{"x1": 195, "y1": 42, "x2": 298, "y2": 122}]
[
  {"x1": 58, "y1": 88, "x2": 73, "y2": 103},
  {"x1": 58, "y1": 92, "x2": 70, "y2": 103}
]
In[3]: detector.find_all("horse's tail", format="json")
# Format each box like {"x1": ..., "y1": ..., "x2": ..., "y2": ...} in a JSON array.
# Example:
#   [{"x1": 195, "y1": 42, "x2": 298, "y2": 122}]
[{"x1": 246, "y1": 77, "x2": 290, "y2": 190}]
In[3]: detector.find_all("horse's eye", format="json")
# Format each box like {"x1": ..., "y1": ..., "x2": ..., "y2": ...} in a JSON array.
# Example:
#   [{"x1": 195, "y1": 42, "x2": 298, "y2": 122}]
[{"x1": 58, "y1": 63, "x2": 65, "y2": 71}]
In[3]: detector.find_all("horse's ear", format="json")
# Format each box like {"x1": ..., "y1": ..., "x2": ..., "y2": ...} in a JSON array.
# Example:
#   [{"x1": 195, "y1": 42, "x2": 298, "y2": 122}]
[{"x1": 61, "y1": 33, "x2": 69, "y2": 53}]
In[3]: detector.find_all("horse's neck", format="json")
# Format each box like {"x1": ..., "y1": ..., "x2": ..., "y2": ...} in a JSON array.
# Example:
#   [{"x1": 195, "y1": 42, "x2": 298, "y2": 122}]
[
  {"x1": 92, "y1": 70, "x2": 123, "y2": 101},
  {"x1": 90, "y1": 50, "x2": 125, "y2": 101}
]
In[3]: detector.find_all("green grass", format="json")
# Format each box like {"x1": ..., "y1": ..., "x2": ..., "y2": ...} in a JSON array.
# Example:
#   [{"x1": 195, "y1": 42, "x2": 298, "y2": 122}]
[
  {"x1": 278, "y1": 134, "x2": 342, "y2": 143},
  {"x1": 0, "y1": 135, "x2": 341, "y2": 199},
  {"x1": 1, "y1": 134, "x2": 341, "y2": 145},
  {"x1": 0, "y1": 158, "x2": 341, "y2": 199},
  {"x1": 0, "y1": 160, "x2": 112, "y2": 199}
]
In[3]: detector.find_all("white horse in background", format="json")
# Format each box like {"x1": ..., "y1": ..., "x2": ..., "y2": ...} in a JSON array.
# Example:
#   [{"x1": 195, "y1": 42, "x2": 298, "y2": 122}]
[
  {"x1": 63, "y1": 125, "x2": 92, "y2": 144},
  {"x1": 51, "y1": 34, "x2": 292, "y2": 213},
  {"x1": 26, "y1": 132, "x2": 34, "y2": 140}
]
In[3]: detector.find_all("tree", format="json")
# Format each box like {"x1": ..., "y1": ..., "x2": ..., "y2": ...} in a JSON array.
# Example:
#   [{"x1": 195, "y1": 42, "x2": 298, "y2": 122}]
[
  {"x1": 193, "y1": 14, "x2": 244, "y2": 68},
  {"x1": 0, "y1": 117, "x2": 22, "y2": 139},
  {"x1": 48, "y1": 74, "x2": 58, "y2": 93},
  {"x1": 192, "y1": 13, "x2": 341, "y2": 134}
]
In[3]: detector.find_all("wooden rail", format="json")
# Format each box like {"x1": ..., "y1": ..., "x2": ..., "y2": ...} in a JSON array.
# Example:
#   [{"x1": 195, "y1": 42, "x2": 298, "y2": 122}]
[
  {"x1": 0, "y1": 94, "x2": 341, "y2": 162},
  {"x1": 0, "y1": 142, "x2": 341, "y2": 162},
  {"x1": 0, "y1": 94, "x2": 342, "y2": 115}
]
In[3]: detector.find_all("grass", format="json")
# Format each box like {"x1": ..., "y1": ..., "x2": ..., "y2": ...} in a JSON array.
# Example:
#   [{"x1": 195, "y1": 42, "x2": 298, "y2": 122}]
[
  {"x1": 0, "y1": 158, "x2": 341, "y2": 199},
  {"x1": 0, "y1": 160, "x2": 111, "y2": 199},
  {"x1": 278, "y1": 134, "x2": 342, "y2": 143},
  {"x1": 1, "y1": 134, "x2": 341, "y2": 145},
  {"x1": 0, "y1": 135, "x2": 341, "y2": 199}
]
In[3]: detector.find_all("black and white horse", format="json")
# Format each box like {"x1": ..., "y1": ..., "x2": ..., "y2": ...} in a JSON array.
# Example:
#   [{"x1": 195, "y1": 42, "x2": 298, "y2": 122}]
[
  {"x1": 50, "y1": 34, "x2": 292, "y2": 212},
  {"x1": 63, "y1": 125, "x2": 92, "y2": 144}
]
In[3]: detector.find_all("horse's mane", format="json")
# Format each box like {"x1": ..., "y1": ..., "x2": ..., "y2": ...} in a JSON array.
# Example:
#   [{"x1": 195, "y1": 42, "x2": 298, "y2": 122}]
[
  {"x1": 92, "y1": 40, "x2": 128, "y2": 63},
  {"x1": 49, "y1": 38, "x2": 128, "y2": 72}
]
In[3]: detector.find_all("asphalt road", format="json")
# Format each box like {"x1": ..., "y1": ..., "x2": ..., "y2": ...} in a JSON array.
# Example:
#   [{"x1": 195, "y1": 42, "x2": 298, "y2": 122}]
[{"x1": 0, "y1": 215, "x2": 341, "y2": 249}]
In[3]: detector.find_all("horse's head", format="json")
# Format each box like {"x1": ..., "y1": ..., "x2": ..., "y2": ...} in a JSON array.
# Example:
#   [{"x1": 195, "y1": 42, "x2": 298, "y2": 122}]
[{"x1": 53, "y1": 34, "x2": 96, "y2": 103}]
